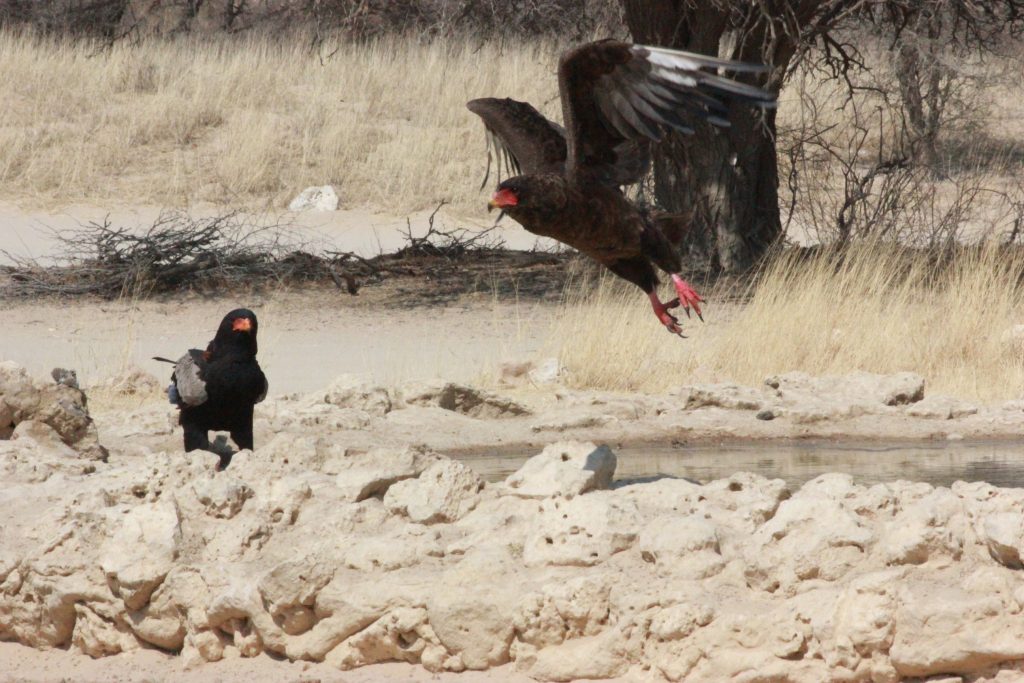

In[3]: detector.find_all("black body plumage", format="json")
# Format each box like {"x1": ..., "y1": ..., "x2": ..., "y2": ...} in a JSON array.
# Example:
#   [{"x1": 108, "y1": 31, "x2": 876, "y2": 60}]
[{"x1": 156, "y1": 308, "x2": 268, "y2": 468}]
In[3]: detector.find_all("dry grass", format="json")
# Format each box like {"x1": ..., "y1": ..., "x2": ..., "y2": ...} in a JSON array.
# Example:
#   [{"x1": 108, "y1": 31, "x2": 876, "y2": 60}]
[
  {"x1": 554, "y1": 244, "x2": 1024, "y2": 402},
  {"x1": 5, "y1": 31, "x2": 1024, "y2": 403},
  {"x1": 0, "y1": 30, "x2": 560, "y2": 212}
]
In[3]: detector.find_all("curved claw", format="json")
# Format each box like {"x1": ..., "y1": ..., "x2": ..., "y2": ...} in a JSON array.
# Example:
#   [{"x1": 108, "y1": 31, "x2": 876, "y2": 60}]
[
  {"x1": 671, "y1": 275, "x2": 704, "y2": 322},
  {"x1": 648, "y1": 292, "x2": 686, "y2": 337}
]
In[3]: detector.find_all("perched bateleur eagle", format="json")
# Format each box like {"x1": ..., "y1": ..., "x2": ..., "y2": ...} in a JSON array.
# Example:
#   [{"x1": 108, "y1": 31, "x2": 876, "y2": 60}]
[
  {"x1": 154, "y1": 308, "x2": 267, "y2": 469},
  {"x1": 468, "y1": 40, "x2": 777, "y2": 335}
]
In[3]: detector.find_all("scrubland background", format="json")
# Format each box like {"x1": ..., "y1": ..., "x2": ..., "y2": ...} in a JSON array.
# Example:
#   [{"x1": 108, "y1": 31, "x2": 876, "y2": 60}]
[{"x1": 2, "y1": 1, "x2": 1024, "y2": 400}]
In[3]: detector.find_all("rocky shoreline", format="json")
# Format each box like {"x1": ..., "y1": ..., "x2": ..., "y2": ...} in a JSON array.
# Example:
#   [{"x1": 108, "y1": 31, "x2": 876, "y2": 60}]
[{"x1": 4, "y1": 361, "x2": 1024, "y2": 681}]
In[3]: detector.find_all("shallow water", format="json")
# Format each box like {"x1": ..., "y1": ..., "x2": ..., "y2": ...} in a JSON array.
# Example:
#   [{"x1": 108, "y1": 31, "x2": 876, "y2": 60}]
[{"x1": 458, "y1": 440, "x2": 1024, "y2": 489}]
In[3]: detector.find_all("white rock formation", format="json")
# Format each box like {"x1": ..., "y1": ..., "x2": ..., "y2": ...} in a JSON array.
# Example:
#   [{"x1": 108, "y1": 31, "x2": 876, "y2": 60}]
[
  {"x1": 288, "y1": 185, "x2": 340, "y2": 212},
  {"x1": 504, "y1": 441, "x2": 615, "y2": 499},
  {"x1": 7, "y1": 369, "x2": 1024, "y2": 681}
]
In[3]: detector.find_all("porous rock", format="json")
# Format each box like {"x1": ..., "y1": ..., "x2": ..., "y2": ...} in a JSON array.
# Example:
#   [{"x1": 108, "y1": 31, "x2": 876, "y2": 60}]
[
  {"x1": 7, "y1": 428, "x2": 1024, "y2": 683},
  {"x1": 905, "y1": 394, "x2": 979, "y2": 420},
  {"x1": 504, "y1": 441, "x2": 616, "y2": 499},
  {"x1": 523, "y1": 493, "x2": 640, "y2": 567},
  {"x1": 402, "y1": 381, "x2": 529, "y2": 418},
  {"x1": 384, "y1": 458, "x2": 484, "y2": 523},
  {"x1": 319, "y1": 375, "x2": 392, "y2": 416},
  {"x1": 0, "y1": 361, "x2": 106, "y2": 459},
  {"x1": 335, "y1": 446, "x2": 440, "y2": 502},
  {"x1": 99, "y1": 501, "x2": 181, "y2": 610}
]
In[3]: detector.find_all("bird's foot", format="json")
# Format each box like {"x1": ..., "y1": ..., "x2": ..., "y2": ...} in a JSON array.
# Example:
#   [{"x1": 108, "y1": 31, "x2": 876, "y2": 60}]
[
  {"x1": 649, "y1": 292, "x2": 684, "y2": 336},
  {"x1": 671, "y1": 274, "x2": 704, "y2": 321}
]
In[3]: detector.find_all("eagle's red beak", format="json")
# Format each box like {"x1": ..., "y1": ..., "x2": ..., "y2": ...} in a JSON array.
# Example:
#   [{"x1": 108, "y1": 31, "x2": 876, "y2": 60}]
[
  {"x1": 488, "y1": 188, "x2": 518, "y2": 212},
  {"x1": 232, "y1": 317, "x2": 252, "y2": 332}
]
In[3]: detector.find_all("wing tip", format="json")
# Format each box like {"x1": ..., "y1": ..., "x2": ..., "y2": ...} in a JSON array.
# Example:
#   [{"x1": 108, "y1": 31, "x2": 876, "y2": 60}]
[{"x1": 637, "y1": 43, "x2": 774, "y2": 74}]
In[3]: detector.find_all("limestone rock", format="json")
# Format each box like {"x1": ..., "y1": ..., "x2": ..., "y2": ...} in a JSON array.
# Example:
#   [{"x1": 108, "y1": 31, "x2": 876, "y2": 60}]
[
  {"x1": 890, "y1": 575, "x2": 1024, "y2": 677},
  {"x1": 524, "y1": 493, "x2": 640, "y2": 567},
  {"x1": 766, "y1": 370, "x2": 925, "y2": 406},
  {"x1": 524, "y1": 629, "x2": 628, "y2": 681},
  {"x1": 637, "y1": 515, "x2": 722, "y2": 576},
  {"x1": 905, "y1": 394, "x2": 979, "y2": 420},
  {"x1": 191, "y1": 475, "x2": 254, "y2": 519},
  {"x1": 325, "y1": 607, "x2": 445, "y2": 670},
  {"x1": 504, "y1": 441, "x2": 616, "y2": 499},
  {"x1": 71, "y1": 603, "x2": 139, "y2": 657},
  {"x1": 335, "y1": 446, "x2": 439, "y2": 502},
  {"x1": 257, "y1": 558, "x2": 334, "y2": 636},
  {"x1": 99, "y1": 502, "x2": 181, "y2": 610},
  {"x1": 682, "y1": 382, "x2": 767, "y2": 410},
  {"x1": 0, "y1": 362, "x2": 106, "y2": 459},
  {"x1": 426, "y1": 586, "x2": 516, "y2": 669},
  {"x1": 384, "y1": 458, "x2": 483, "y2": 524},
  {"x1": 879, "y1": 488, "x2": 964, "y2": 565},
  {"x1": 288, "y1": 185, "x2": 340, "y2": 211},
  {"x1": 402, "y1": 381, "x2": 529, "y2": 418},
  {"x1": 983, "y1": 512, "x2": 1024, "y2": 568},
  {"x1": 11, "y1": 420, "x2": 78, "y2": 458},
  {"x1": 0, "y1": 361, "x2": 42, "y2": 436},
  {"x1": 320, "y1": 375, "x2": 392, "y2": 416}
]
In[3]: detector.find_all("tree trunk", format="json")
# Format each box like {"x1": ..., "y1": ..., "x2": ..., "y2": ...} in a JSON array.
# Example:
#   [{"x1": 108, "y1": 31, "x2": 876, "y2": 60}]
[{"x1": 621, "y1": 0, "x2": 786, "y2": 272}]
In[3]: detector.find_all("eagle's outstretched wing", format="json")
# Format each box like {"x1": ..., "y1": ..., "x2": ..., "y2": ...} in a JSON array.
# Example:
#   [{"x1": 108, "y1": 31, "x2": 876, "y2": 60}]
[
  {"x1": 466, "y1": 97, "x2": 567, "y2": 188},
  {"x1": 558, "y1": 41, "x2": 776, "y2": 180}
]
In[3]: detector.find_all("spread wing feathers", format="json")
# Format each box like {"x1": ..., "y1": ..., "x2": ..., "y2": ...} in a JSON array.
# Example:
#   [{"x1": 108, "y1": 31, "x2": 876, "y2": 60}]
[
  {"x1": 560, "y1": 41, "x2": 776, "y2": 175},
  {"x1": 171, "y1": 349, "x2": 208, "y2": 407},
  {"x1": 466, "y1": 98, "x2": 567, "y2": 188}
]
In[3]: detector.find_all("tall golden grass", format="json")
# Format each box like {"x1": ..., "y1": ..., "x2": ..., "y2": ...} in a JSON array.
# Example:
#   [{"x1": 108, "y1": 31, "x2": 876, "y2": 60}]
[
  {"x1": 554, "y1": 244, "x2": 1024, "y2": 402},
  {"x1": 0, "y1": 30, "x2": 560, "y2": 211}
]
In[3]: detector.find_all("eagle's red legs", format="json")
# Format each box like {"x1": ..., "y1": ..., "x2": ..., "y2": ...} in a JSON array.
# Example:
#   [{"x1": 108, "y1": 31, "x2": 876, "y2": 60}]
[
  {"x1": 648, "y1": 291, "x2": 684, "y2": 336},
  {"x1": 671, "y1": 274, "x2": 704, "y2": 322}
]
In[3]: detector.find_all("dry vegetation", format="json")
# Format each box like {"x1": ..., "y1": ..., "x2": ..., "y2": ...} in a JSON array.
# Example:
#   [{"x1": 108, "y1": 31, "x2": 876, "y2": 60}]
[
  {"x1": 0, "y1": 30, "x2": 560, "y2": 213},
  {"x1": 553, "y1": 32, "x2": 1024, "y2": 402},
  {"x1": 555, "y1": 244, "x2": 1024, "y2": 401},
  {"x1": 3, "y1": 29, "x2": 1024, "y2": 400}
]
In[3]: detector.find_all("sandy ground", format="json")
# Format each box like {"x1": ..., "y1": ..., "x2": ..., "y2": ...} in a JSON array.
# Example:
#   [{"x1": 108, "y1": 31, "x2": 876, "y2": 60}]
[
  {"x1": 0, "y1": 642, "x2": 552, "y2": 683},
  {"x1": 0, "y1": 294, "x2": 557, "y2": 393}
]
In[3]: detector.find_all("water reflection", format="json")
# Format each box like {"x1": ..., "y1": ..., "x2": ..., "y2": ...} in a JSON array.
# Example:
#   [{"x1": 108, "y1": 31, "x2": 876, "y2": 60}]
[{"x1": 456, "y1": 440, "x2": 1024, "y2": 489}]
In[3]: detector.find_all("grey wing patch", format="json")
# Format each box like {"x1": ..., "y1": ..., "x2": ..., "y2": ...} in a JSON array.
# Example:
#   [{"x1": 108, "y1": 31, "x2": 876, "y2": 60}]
[
  {"x1": 466, "y1": 98, "x2": 567, "y2": 189},
  {"x1": 601, "y1": 45, "x2": 776, "y2": 143},
  {"x1": 559, "y1": 41, "x2": 775, "y2": 185},
  {"x1": 173, "y1": 349, "x2": 208, "y2": 407},
  {"x1": 481, "y1": 125, "x2": 522, "y2": 190}
]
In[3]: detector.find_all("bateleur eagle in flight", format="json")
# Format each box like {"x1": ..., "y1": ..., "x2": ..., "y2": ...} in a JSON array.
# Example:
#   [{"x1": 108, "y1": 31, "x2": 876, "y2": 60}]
[
  {"x1": 154, "y1": 308, "x2": 268, "y2": 469},
  {"x1": 468, "y1": 40, "x2": 776, "y2": 335}
]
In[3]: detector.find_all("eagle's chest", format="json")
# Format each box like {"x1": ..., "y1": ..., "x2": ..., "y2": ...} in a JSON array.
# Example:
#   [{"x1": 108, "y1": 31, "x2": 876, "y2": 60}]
[
  {"x1": 203, "y1": 360, "x2": 266, "y2": 402},
  {"x1": 515, "y1": 193, "x2": 642, "y2": 259}
]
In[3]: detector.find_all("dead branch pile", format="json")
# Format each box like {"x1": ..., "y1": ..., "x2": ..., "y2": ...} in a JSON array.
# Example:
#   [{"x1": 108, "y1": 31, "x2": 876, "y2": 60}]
[
  {"x1": 0, "y1": 209, "x2": 568, "y2": 300},
  {"x1": 0, "y1": 212, "x2": 322, "y2": 298}
]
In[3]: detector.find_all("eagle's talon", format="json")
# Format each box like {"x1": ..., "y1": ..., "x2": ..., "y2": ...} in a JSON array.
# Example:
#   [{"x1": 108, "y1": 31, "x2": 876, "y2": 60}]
[
  {"x1": 649, "y1": 291, "x2": 685, "y2": 336},
  {"x1": 671, "y1": 275, "x2": 704, "y2": 322}
]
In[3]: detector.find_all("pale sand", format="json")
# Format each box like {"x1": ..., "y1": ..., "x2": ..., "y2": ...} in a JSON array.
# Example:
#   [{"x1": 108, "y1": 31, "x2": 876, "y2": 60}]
[
  {"x1": 0, "y1": 642, "x2": 550, "y2": 683},
  {"x1": 0, "y1": 294, "x2": 557, "y2": 393}
]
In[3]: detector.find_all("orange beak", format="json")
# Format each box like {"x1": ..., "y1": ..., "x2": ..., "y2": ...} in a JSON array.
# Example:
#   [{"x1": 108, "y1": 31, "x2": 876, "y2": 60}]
[
  {"x1": 232, "y1": 317, "x2": 252, "y2": 333},
  {"x1": 488, "y1": 188, "x2": 518, "y2": 212}
]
